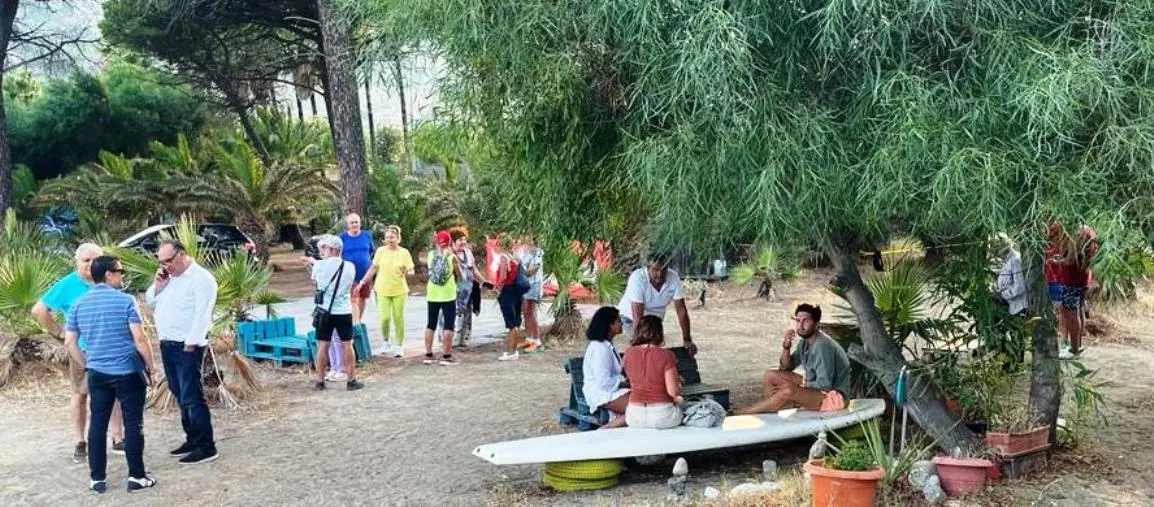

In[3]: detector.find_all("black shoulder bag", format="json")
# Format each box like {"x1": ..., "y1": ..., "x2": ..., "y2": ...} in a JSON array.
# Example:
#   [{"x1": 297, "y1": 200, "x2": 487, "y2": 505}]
[{"x1": 312, "y1": 261, "x2": 346, "y2": 329}]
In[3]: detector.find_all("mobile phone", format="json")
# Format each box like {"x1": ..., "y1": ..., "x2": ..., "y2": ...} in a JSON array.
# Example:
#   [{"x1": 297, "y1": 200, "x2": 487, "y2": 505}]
[{"x1": 159, "y1": 269, "x2": 171, "y2": 279}]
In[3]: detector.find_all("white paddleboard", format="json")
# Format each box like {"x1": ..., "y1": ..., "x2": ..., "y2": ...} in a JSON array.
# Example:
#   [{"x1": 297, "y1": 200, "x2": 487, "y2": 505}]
[{"x1": 474, "y1": 398, "x2": 886, "y2": 465}]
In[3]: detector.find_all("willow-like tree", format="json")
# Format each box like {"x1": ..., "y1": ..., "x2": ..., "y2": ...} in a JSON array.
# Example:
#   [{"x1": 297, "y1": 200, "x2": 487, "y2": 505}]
[{"x1": 357, "y1": 0, "x2": 1154, "y2": 449}]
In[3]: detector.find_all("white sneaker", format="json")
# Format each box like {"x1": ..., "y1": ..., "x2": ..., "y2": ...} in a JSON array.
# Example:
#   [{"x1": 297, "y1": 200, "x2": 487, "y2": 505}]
[
  {"x1": 329, "y1": 371, "x2": 348, "y2": 382},
  {"x1": 1058, "y1": 346, "x2": 1074, "y2": 360},
  {"x1": 391, "y1": 345, "x2": 404, "y2": 358},
  {"x1": 498, "y1": 352, "x2": 519, "y2": 361},
  {"x1": 324, "y1": 371, "x2": 336, "y2": 382}
]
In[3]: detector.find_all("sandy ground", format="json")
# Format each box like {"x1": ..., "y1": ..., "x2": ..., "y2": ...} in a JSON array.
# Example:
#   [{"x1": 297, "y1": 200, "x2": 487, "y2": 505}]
[{"x1": 2, "y1": 262, "x2": 1154, "y2": 506}]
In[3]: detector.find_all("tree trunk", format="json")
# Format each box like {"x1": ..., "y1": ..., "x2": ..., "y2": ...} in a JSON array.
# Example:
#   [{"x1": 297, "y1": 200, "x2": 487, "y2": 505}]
[
  {"x1": 826, "y1": 241, "x2": 980, "y2": 453},
  {"x1": 316, "y1": 0, "x2": 368, "y2": 217},
  {"x1": 365, "y1": 76, "x2": 376, "y2": 159},
  {"x1": 393, "y1": 55, "x2": 418, "y2": 175},
  {"x1": 0, "y1": 0, "x2": 20, "y2": 217},
  {"x1": 1025, "y1": 249, "x2": 1062, "y2": 444}
]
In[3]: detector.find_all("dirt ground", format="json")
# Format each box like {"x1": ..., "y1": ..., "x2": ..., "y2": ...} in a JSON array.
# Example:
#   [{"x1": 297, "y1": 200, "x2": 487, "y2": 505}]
[{"x1": 2, "y1": 266, "x2": 1153, "y2": 506}]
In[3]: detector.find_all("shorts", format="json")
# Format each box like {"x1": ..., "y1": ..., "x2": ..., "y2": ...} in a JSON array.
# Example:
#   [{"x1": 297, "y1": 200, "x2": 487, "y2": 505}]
[
  {"x1": 524, "y1": 282, "x2": 542, "y2": 302},
  {"x1": 1061, "y1": 285, "x2": 1087, "y2": 310},
  {"x1": 498, "y1": 285, "x2": 524, "y2": 329},
  {"x1": 819, "y1": 390, "x2": 847, "y2": 412},
  {"x1": 625, "y1": 402, "x2": 683, "y2": 429},
  {"x1": 1047, "y1": 282, "x2": 1064, "y2": 304},
  {"x1": 350, "y1": 281, "x2": 371, "y2": 299},
  {"x1": 315, "y1": 313, "x2": 355, "y2": 342},
  {"x1": 426, "y1": 301, "x2": 457, "y2": 331},
  {"x1": 69, "y1": 355, "x2": 88, "y2": 395}
]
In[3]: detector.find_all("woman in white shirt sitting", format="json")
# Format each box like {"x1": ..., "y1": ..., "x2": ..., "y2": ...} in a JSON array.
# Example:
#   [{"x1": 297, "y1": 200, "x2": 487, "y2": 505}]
[
  {"x1": 582, "y1": 307, "x2": 630, "y2": 429},
  {"x1": 300, "y1": 235, "x2": 362, "y2": 391}
]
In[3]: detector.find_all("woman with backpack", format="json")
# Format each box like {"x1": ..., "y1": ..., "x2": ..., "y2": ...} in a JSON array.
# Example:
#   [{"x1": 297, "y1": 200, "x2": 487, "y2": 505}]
[
  {"x1": 424, "y1": 230, "x2": 460, "y2": 365},
  {"x1": 494, "y1": 234, "x2": 529, "y2": 361}
]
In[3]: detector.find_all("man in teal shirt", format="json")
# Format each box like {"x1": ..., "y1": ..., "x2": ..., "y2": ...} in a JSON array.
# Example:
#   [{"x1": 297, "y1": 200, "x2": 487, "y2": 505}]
[
  {"x1": 735, "y1": 304, "x2": 852, "y2": 414},
  {"x1": 31, "y1": 243, "x2": 125, "y2": 462}
]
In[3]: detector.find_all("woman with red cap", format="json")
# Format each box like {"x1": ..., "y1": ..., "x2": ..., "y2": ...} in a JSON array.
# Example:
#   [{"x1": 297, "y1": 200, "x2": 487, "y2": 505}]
[{"x1": 424, "y1": 230, "x2": 460, "y2": 365}]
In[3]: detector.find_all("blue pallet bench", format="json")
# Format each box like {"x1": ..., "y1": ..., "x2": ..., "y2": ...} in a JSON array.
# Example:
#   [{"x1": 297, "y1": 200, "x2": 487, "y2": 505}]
[
  {"x1": 559, "y1": 346, "x2": 730, "y2": 431},
  {"x1": 305, "y1": 323, "x2": 373, "y2": 364},
  {"x1": 236, "y1": 317, "x2": 311, "y2": 366}
]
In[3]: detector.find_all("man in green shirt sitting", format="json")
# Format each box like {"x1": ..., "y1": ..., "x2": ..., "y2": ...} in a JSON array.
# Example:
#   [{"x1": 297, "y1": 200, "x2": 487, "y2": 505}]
[{"x1": 735, "y1": 304, "x2": 852, "y2": 414}]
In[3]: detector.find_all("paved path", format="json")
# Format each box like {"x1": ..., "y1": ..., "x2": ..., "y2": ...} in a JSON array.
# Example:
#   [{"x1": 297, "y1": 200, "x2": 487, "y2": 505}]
[{"x1": 253, "y1": 295, "x2": 599, "y2": 357}]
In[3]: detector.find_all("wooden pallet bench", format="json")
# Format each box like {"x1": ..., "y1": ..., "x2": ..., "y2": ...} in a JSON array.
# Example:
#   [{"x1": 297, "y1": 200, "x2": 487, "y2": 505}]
[
  {"x1": 559, "y1": 346, "x2": 730, "y2": 431},
  {"x1": 236, "y1": 318, "x2": 373, "y2": 367}
]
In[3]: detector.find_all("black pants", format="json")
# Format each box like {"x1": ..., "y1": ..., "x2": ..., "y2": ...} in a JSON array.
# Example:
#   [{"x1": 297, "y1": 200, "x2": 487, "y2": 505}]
[
  {"x1": 88, "y1": 370, "x2": 146, "y2": 481},
  {"x1": 426, "y1": 301, "x2": 457, "y2": 330},
  {"x1": 160, "y1": 342, "x2": 215, "y2": 452}
]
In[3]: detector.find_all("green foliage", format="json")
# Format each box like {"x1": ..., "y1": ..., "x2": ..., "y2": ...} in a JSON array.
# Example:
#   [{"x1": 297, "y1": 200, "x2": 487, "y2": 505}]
[
  {"x1": 3, "y1": 69, "x2": 41, "y2": 105},
  {"x1": 10, "y1": 166, "x2": 38, "y2": 214},
  {"x1": 212, "y1": 250, "x2": 277, "y2": 323},
  {"x1": 350, "y1": 0, "x2": 1154, "y2": 273},
  {"x1": 102, "y1": 60, "x2": 211, "y2": 158},
  {"x1": 588, "y1": 267, "x2": 625, "y2": 305},
  {"x1": 828, "y1": 418, "x2": 933, "y2": 484},
  {"x1": 8, "y1": 63, "x2": 211, "y2": 180},
  {"x1": 545, "y1": 244, "x2": 582, "y2": 318},
  {"x1": 0, "y1": 211, "x2": 70, "y2": 334},
  {"x1": 371, "y1": 126, "x2": 403, "y2": 164},
  {"x1": 9, "y1": 73, "x2": 112, "y2": 179},
  {"x1": 731, "y1": 245, "x2": 799, "y2": 298},
  {"x1": 823, "y1": 440, "x2": 875, "y2": 472},
  {"x1": 1058, "y1": 360, "x2": 1109, "y2": 447},
  {"x1": 932, "y1": 353, "x2": 1023, "y2": 424},
  {"x1": 247, "y1": 107, "x2": 333, "y2": 166},
  {"x1": 931, "y1": 243, "x2": 1031, "y2": 367}
]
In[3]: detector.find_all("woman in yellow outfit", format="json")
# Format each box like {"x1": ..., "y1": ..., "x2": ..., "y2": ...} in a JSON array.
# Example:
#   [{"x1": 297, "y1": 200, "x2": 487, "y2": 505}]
[{"x1": 356, "y1": 226, "x2": 414, "y2": 357}]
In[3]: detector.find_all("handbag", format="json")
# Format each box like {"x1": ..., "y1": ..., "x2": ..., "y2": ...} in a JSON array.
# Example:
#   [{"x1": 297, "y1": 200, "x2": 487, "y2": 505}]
[
  {"x1": 312, "y1": 261, "x2": 346, "y2": 330},
  {"x1": 682, "y1": 397, "x2": 726, "y2": 428}
]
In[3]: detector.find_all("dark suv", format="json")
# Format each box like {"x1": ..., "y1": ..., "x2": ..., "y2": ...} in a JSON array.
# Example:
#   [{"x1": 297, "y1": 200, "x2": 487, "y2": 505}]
[{"x1": 119, "y1": 224, "x2": 257, "y2": 257}]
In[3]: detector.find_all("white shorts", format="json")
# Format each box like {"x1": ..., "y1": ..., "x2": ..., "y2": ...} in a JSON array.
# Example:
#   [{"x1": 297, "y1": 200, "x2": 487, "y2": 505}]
[{"x1": 625, "y1": 402, "x2": 683, "y2": 429}]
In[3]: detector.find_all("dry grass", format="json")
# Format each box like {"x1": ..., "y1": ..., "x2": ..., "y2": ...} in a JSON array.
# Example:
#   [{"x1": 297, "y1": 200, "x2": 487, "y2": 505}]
[
  {"x1": 489, "y1": 480, "x2": 557, "y2": 506},
  {"x1": 703, "y1": 470, "x2": 809, "y2": 506}
]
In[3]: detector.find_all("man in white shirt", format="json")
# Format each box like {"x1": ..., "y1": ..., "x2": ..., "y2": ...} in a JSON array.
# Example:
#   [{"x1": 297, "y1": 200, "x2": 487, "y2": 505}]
[
  {"x1": 146, "y1": 240, "x2": 219, "y2": 465},
  {"x1": 616, "y1": 253, "x2": 696, "y2": 355}
]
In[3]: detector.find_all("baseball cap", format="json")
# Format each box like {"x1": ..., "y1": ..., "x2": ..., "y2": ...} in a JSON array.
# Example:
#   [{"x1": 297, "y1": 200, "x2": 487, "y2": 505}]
[{"x1": 435, "y1": 230, "x2": 452, "y2": 246}]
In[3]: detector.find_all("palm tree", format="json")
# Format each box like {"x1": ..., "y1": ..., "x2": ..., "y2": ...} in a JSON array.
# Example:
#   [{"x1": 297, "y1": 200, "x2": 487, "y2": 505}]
[
  {"x1": 0, "y1": 210, "x2": 70, "y2": 387},
  {"x1": 203, "y1": 142, "x2": 338, "y2": 263}
]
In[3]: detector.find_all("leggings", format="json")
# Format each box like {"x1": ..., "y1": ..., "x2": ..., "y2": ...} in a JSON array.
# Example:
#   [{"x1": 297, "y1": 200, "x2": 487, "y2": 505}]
[{"x1": 378, "y1": 295, "x2": 406, "y2": 347}]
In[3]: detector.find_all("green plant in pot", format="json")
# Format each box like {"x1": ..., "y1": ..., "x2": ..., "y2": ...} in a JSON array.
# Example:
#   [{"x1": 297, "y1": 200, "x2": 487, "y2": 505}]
[{"x1": 805, "y1": 440, "x2": 884, "y2": 507}]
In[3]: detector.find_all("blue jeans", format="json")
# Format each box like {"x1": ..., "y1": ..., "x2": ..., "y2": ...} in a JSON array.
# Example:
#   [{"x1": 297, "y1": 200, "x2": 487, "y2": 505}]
[
  {"x1": 160, "y1": 342, "x2": 215, "y2": 451},
  {"x1": 87, "y1": 370, "x2": 146, "y2": 481}
]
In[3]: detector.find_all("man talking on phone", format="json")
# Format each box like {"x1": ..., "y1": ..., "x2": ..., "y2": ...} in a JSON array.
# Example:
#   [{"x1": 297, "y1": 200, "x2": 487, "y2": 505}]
[
  {"x1": 147, "y1": 240, "x2": 219, "y2": 465},
  {"x1": 65, "y1": 255, "x2": 158, "y2": 493}
]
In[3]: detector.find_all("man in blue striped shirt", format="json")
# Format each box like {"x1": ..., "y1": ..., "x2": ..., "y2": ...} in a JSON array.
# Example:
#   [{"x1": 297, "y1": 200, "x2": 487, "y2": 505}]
[{"x1": 65, "y1": 256, "x2": 158, "y2": 494}]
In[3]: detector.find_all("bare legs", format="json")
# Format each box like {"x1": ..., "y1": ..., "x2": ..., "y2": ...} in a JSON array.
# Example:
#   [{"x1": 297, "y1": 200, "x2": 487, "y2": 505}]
[
  {"x1": 599, "y1": 393, "x2": 630, "y2": 429},
  {"x1": 734, "y1": 370, "x2": 825, "y2": 415}
]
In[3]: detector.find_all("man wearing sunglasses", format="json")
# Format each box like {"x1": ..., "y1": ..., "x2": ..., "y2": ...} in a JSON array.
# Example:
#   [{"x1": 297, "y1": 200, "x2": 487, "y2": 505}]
[
  {"x1": 146, "y1": 240, "x2": 219, "y2": 465},
  {"x1": 65, "y1": 256, "x2": 158, "y2": 493}
]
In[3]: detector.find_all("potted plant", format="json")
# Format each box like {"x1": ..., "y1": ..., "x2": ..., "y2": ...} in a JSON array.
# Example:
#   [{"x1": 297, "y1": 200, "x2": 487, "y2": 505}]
[
  {"x1": 985, "y1": 404, "x2": 1050, "y2": 455},
  {"x1": 805, "y1": 418, "x2": 931, "y2": 507},
  {"x1": 932, "y1": 448, "x2": 996, "y2": 496},
  {"x1": 804, "y1": 440, "x2": 885, "y2": 507}
]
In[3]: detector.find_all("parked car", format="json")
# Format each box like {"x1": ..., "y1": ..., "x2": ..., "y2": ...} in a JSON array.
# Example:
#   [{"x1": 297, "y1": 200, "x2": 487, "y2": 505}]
[{"x1": 119, "y1": 224, "x2": 257, "y2": 258}]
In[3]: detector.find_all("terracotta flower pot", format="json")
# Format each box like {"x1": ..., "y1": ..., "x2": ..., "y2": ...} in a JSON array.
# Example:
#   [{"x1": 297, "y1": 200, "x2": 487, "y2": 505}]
[
  {"x1": 804, "y1": 459, "x2": 885, "y2": 507},
  {"x1": 985, "y1": 425, "x2": 1050, "y2": 456},
  {"x1": 932, "y1": 456, "x2": 993, "y2": 496}
]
